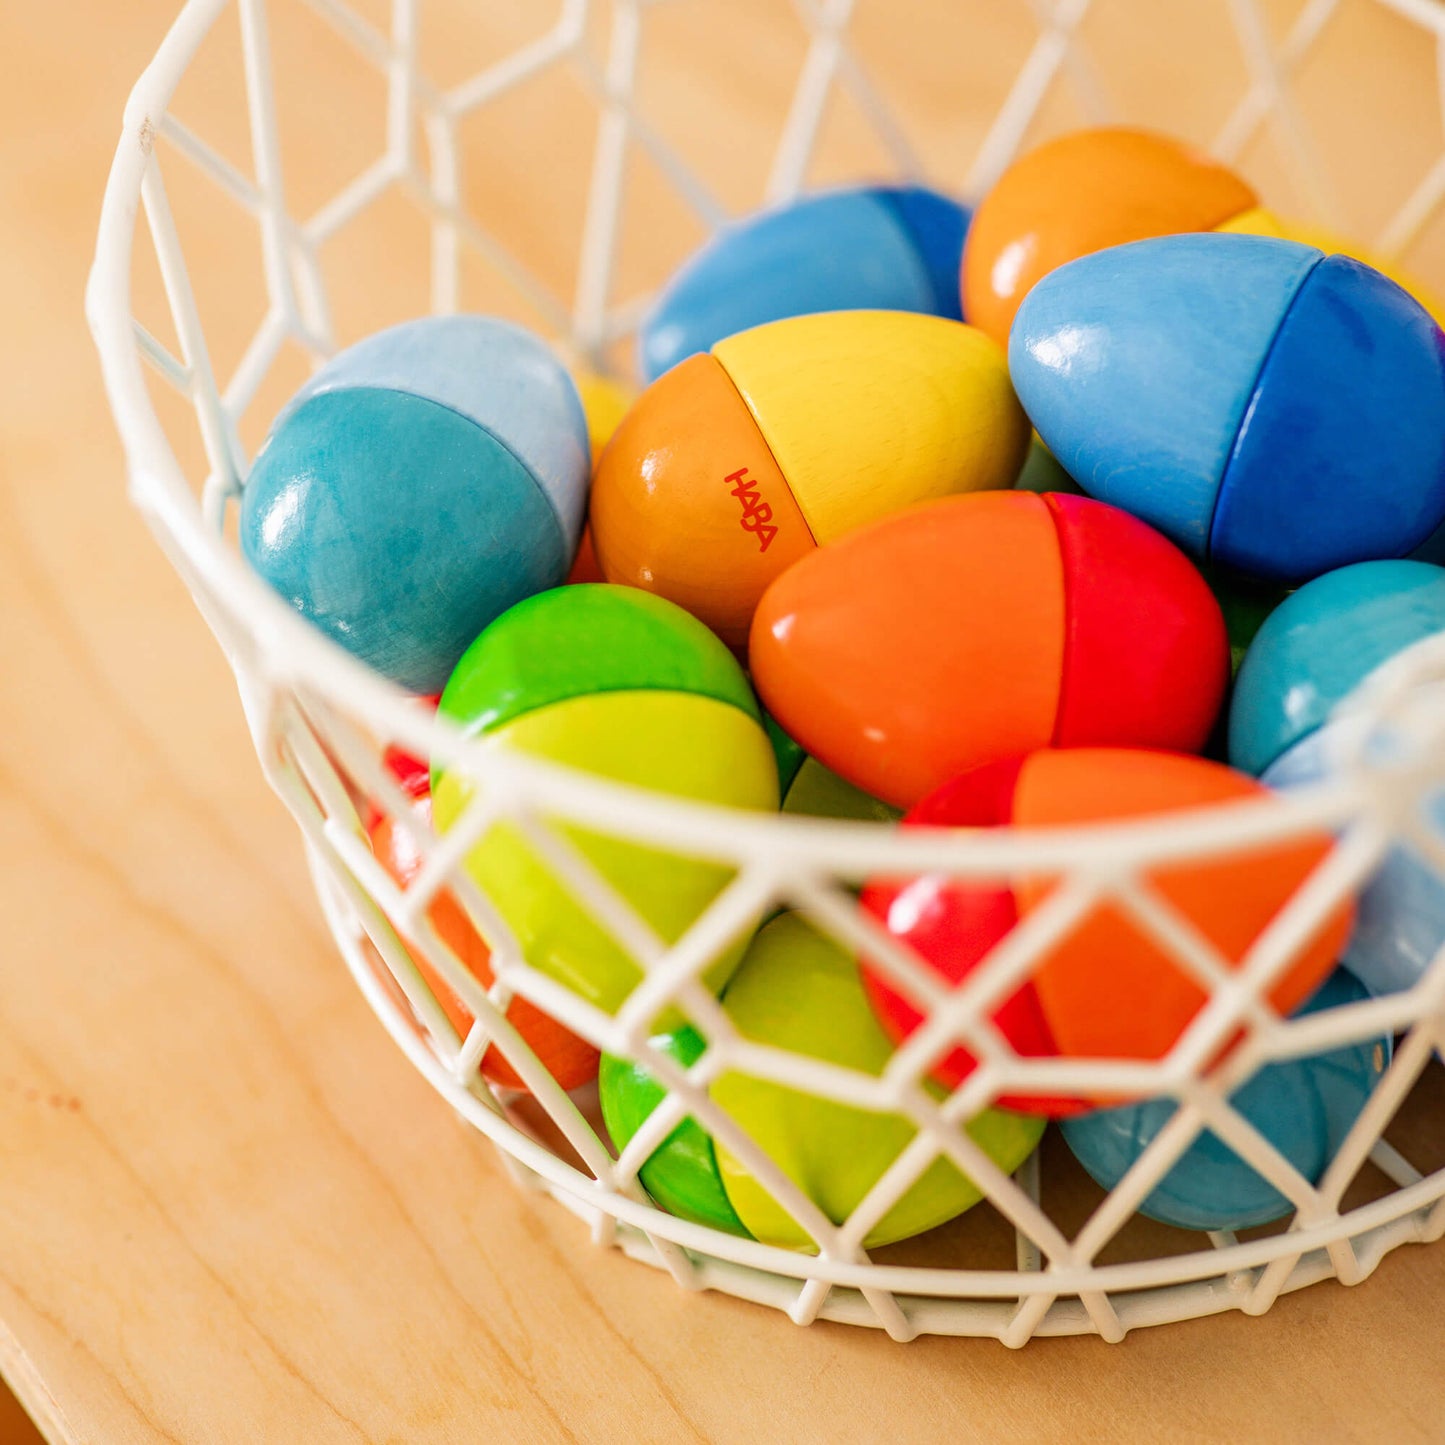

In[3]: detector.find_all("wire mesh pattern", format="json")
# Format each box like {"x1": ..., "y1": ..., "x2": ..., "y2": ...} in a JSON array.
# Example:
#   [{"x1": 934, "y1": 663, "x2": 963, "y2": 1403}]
[{"x1": 88, "y1": 0, "x2": 1445, "y2": 1342}]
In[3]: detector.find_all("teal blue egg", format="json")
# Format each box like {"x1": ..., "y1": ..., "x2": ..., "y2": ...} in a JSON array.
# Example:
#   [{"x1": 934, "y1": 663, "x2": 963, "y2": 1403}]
[
  {"x1": 1229, "y1": 559, "x2": 1445, "y2": 776},
  {"x1": 241, "y1": 316, "x2": 589, "y2": 693},
  {"x1": 1232, "y1": 560, "x2": 1445, "y2": 1005},
  {"x1": 1061, "y1": 968, "x2": 1388, "y2": 1232}
]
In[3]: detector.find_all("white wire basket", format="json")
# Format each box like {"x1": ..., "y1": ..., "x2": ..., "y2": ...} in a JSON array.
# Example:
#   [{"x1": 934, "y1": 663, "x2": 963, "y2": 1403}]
[{"x1": 88, "y1": 0, "x2": 1445, "y2": 1344}]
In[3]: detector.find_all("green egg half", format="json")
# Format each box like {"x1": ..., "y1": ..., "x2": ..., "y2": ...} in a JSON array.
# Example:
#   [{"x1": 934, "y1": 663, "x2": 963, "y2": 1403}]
[
  {"x1": 600, "y1": 1025, "x2": 750, "y2": 1236},
  {"x1": 433, "y1": 586, "x2": 778, "y2": 1024}
]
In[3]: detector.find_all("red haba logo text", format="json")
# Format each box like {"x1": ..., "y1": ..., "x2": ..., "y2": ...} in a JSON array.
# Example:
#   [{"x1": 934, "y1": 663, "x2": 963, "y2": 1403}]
[{"x1": 726, "y1": 467, "x2": 779, "y2": 552}]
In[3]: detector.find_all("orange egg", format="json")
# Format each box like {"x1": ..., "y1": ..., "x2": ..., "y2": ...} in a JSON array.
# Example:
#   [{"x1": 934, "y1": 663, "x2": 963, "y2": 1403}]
[
  {"x1": 592, "y1": 311, "x2": 1027, "y2": 648},
  {"x1": 592, "y1": 351, "x2": 815, "y2": 647},
  {"x1": 370, "y1": 799, "x2": 600, "y2": 1092},
  {"x1": 962, "y1": 126, "x2": 1257, "y2": 346},
  {"x1": 1011, "y1": 749, "x2": 1351, "y2": 1064},
  {"x1": 749, "y1": 491, "x2": 1228, "y2": 810}
]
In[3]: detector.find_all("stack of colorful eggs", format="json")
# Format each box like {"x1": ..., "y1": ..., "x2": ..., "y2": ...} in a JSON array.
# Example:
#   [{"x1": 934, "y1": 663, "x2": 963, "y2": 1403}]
[{"x1": 240, "y1": 124, "x2": 1445, "y2": 1250}]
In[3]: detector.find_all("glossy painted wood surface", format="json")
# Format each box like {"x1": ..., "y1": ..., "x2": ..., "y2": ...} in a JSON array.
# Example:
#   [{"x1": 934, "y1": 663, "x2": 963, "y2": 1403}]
[
  {"x1": 961, "y1": 126, "x2": 1257, "y2": 345},
  {"x1": 713, "y1": 310, "x2": 1027, "y2": 543},
  {"x1": 8, "y1": 2, "x2": 1445, "y2": 1441},
  {"x1": 636, "y1": 186, "x2": 952, "y2": 382}
]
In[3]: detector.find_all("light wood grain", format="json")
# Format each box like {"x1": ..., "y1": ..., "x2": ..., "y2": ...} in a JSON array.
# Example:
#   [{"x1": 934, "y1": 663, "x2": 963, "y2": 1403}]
[{"x1": 5, "y1": 2, "x2": 1445, "y2": 1442}]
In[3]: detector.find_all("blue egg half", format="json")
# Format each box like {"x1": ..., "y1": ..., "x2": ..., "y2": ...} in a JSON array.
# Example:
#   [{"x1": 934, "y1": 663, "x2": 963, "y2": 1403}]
[
  {"x1": 1010, "y1": 233, "x2": 1445, "y2": 582},
  {"x1": 1061, "y1": 968, "x2": 1388, "y2": 1233},
  {"x1": 1265, "y1": 725, "x2": 1445, "y2": 1000},
  {"x1": 637, "y1": 184, "x2": 971, "y2": 383},
  {"x1": 1228, "y1": 559, "x2": 1445, "y2": 776},
  {"x1": 240, "y1": 315, "x2": 589, "y2": 693}
]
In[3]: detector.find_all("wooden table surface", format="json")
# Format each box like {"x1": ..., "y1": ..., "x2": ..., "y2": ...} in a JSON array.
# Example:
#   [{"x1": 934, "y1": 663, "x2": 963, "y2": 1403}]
[{"x1": 5, "y1": 1, "x2": 1445, "y2": 1441}]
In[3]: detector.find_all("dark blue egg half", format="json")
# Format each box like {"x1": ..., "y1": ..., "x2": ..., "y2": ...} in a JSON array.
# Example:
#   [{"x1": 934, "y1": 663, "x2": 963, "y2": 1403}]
[
  {"x1": 638, "y1": 184, "x2": 970, "y2": 383},
  {"x1": 1212, "y1": 256, "x2": 1445, "y2": 577},
  {"x1": 1010, "y1": 233, "x2": 1445, "y2": 582}
]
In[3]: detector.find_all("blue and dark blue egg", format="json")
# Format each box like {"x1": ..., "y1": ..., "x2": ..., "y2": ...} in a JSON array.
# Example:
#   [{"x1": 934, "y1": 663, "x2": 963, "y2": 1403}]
[
  {"x1": 1230, "y1": 559, "x2": 1445, "y2": 1000},
  {"x1": 1009, "y1": 233, "x2": 1445, "y2": 583},
  {"x1": 240, "y1": 315, "x2": 590, "y2": 694},
  {"x1": 638, "y1": 184, "x2": 970, "y2": 383},
  {"x1": 1061, "y1": 968, "x2": 1388, "y2": 1232}
]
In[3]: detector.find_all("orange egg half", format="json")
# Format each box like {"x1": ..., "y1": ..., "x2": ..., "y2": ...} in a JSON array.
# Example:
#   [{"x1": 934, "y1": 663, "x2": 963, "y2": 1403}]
[{"x1": 963, "y1": 126, "x2": 1258, "y2": 346}]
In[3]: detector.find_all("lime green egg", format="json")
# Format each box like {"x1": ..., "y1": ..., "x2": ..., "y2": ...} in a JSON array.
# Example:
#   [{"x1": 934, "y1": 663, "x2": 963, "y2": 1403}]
[
  {"x1": 433, "y1": 586, "x2": 778, "y2": 1025},
  {"x1": 711, "y1": 914, "x2": 1045, "y2": 1251}
]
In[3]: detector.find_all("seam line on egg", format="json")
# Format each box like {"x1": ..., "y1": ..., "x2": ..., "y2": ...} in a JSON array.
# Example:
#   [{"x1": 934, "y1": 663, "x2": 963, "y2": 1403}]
[
  {"x1": 472, "y1": 685, "x2": 768, "y2": 744},
  {"x1": 1204, "y1": 250, "x2": 1326, "y2": 562},
  {"x1": 867, "y1": 187, "x2": 957, "y2": 316},
  {"x1": 709, "y1": 351, "x2": 821, "y2": 551},
  {"x1": 308, "y1": 381, "x2": 578, "y2": 556},
  {"x1": 1040, "y1": 491, "x2": 1074, "y2": 748}
]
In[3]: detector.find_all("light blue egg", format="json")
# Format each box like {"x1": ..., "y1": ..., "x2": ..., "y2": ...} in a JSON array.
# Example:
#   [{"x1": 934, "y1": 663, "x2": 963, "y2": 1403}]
[
  {"x1": 1009, "y1": 233, "x2": 1321, "y2": 557},
  {"x1": 1010, "y1": 232, "x2": 1445, "y2": 583},
  {"x1": 1265, "y1": 725, "x2": 1445, "y2": 1000},
  {"x1": 1061, "y1": 968, "x2": 1388, "y2": 1233},
  {"x1": 1229, "y1": 560, "x2": 1445, "y2": 776},
  {"x1": 241, "y1": 315, "x2": 586, "y2": 693},
  {"x1": 277, "y1": 314, "x2": 589, "y2": 552},
  {"x1": 638, "y1": 185, "x2": 970, "y2": 383}
]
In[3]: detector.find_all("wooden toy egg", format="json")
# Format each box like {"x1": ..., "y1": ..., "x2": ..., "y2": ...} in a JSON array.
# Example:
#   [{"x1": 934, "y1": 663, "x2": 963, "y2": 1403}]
[
  {"x1": 240, "y1": 316, "x2": 590, "y2": 694},
  {"x1": 370, "y1": 797, "x2": 600, "y2": 1092},
  {"x1": 431, "y1": 585, "x2": 778, "y2": 1021},
  {"x1": 1061, "y1": 969, "x2": 1388, "y2": 1231},
  {"x1": 592, "y1": 310, "x2": 1029, "y2": 648},
  {"x1": 1231, "y1": 560, "x2": 1445, "y2": 1000},
  {"x1": 782, "y1": 758, "x2": 901, "y2": 825},
  {"x1": 600, "y1": 1024, "x2": 750, "y2": 1236},
  {"x1": 1009, "y1": 232, "x2": 1445, "y2": 582},
  {"x1": 859, "y1": 747, "x2": 1354, "y2": 1115},
  {"x1": 639, "y1": 184, "x2": 970, "y2": 382},
  {"x1": 1230, "y1": 561, "x2": 1445, "y2": 777},
  {"x1": 600, "y1": 913, "x2": 1044, "y2": 1250},
  {"x1": 963, "y1": 123, "x2": 1445, "y2": 345},
  {"x1": 750, "y1": 490, "x2": 1228, "y2": 810},
  {"x1": 962, "y1": 126, "x2": 1258, "y2": 347}
]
